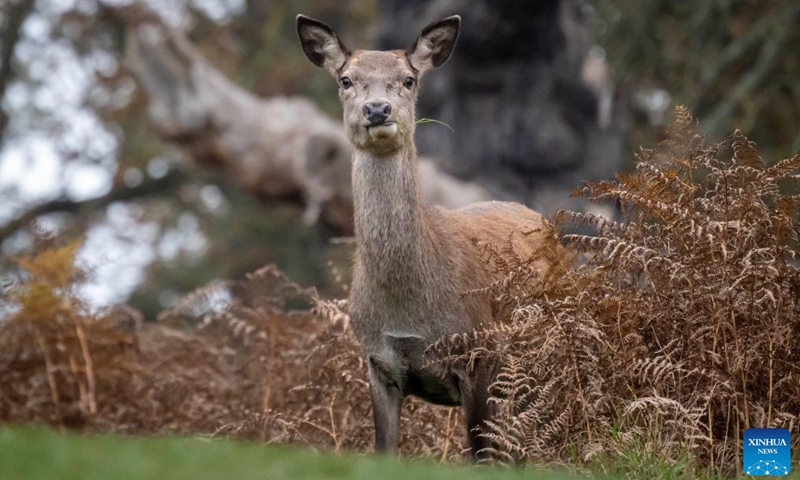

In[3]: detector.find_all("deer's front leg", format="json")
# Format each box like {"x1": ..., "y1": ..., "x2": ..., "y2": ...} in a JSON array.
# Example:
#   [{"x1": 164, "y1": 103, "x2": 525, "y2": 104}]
[{"x1": 368, "y1": 364, "x2": 403, "y2": 454}]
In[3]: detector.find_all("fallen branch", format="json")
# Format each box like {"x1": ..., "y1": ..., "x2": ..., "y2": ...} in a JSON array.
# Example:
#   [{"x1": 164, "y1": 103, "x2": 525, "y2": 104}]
[{"x1": 116, "y1": 8, "x2": 489, "y2": 234}]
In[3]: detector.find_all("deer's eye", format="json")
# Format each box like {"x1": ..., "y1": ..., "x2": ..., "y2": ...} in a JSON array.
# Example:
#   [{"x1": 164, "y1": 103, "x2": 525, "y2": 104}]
[
  {"x1": 341, "y1": 76, "x2": 353, "y2": 89},
  {"x1": 403, "y1": 76, "x2": 415, "y2": 89}
]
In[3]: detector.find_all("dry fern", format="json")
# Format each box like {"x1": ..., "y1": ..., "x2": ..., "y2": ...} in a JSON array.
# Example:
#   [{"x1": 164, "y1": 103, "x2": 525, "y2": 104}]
[
  {"x1": 0, "y1": 243, "x2": 465, "y2": 458},
  {"x1": 433, "y1": 107, "x2": 800, "y2": 475}
]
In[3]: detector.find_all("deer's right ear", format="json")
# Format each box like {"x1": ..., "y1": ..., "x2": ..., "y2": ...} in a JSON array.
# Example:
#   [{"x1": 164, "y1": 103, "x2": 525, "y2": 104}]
[{"x1": 297, "y1": 15, "x2": 350, "y2": 75}]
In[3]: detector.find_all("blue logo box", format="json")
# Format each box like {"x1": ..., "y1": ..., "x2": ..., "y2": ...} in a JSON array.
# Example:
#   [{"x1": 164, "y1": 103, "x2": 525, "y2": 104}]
[{"x1": 743, "y1": 428, "x2": 791, "y2": 476}]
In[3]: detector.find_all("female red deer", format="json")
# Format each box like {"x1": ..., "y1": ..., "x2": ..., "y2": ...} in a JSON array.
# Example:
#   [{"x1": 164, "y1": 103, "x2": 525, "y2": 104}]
[{"x1": 297, "y1": 14, "x2": 549, "y2": 458}]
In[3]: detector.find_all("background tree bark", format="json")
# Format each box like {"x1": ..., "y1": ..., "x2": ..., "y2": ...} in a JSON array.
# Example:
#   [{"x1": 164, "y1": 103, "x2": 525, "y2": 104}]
[{"x1": 378, "y1": 0, "x2": 621, "y2": 215}]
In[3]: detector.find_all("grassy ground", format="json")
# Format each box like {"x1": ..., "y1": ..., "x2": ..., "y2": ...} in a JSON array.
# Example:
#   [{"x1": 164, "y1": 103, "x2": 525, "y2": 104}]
[
  {"x1": 0, "y1": 427, "x2": 574, "y2": 480},
  {"x1": 2, "y1": 427, "x2": 798, "y2": 480}
]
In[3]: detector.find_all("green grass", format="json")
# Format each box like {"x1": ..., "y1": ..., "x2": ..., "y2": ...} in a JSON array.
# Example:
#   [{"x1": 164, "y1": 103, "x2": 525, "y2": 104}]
[
  {"x1": 2, "y1": 427, "x2": 797, "y2": 480},
  {"x1": 0, "y1": 427, "x2": 573, "y2": 480}
]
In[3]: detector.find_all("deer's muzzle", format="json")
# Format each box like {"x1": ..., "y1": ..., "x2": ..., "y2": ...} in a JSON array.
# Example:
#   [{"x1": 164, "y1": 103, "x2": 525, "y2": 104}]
[{"x1": 363, "y1": 100, "x2": 392, "y2": 126}]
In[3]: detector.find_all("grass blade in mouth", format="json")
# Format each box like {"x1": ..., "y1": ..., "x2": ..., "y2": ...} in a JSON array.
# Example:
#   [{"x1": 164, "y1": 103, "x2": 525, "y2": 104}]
[{"x1": 414, "y1": 118, "x2": 455, "y2": 133}]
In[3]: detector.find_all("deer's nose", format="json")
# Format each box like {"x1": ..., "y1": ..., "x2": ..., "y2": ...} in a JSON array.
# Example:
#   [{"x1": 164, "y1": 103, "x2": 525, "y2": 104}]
[{"x1": 363, "y1": 101, "x2": 391, "y2": 125}]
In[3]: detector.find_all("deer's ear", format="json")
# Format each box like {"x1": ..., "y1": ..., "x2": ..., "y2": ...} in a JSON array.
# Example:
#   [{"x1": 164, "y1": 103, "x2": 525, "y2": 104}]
[
  {"x1": 407, "y1": 15, "x2": 460, "y2": 74},
  {"x1": 297, "y1": 15, "x2": 350, "y2": 75}
]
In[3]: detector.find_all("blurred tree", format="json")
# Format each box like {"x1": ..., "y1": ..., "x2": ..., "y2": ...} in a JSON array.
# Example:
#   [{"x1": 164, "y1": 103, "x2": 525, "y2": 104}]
[
  {"x1": 0, "y1": 0, "x2": 35, "y2": 142},
  {"x1": 0, "y1": 0, "x2": 370, "y2": 315},
  {"x1": 594, "y1": 0, "x2": 800, "y2": 159}
]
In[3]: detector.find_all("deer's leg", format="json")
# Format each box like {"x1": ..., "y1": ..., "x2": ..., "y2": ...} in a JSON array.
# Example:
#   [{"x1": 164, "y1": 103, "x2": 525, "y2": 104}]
[
  {"x1": 368, "y1": 365, "x2": 403, "y2": 454},
  {"x1": 459, "y1": 365, "x2": 497, "y2": 460}
]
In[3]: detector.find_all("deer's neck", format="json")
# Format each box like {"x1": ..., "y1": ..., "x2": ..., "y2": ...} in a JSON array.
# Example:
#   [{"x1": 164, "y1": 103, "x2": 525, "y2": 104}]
[{"x1": 352, "y1": 144, "x2": 436, "y2": 292}]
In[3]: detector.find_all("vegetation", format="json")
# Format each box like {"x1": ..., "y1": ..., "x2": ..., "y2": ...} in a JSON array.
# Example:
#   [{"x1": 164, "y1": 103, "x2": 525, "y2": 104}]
[
  {"x1": 0, "y1": 233, "x2": 465, "y2": 457},
  {"x1": 0, "y1": 427, "x2": 577, "y2": 480},
  {"x1": 433, "y1": 108, "x2": 800, "y2": 475},
  {"x1": 595, "y1": 0, "x2": 800, "y2": 160}
]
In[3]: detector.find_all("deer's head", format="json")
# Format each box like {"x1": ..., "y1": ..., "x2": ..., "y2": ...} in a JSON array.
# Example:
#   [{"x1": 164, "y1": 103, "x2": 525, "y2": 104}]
[{"x1": 297, "y1": 14, "x2": 460, "y2": 155}]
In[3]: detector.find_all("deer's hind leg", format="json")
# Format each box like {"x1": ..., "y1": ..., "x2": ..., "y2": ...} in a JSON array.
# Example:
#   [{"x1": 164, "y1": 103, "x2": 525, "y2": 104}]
[
  {"x1": 368, "y1": 361, "x2": 403, "y2": 454},
  {"x1": 458, "y1": 361, "x2": 498, "y2": 460}
]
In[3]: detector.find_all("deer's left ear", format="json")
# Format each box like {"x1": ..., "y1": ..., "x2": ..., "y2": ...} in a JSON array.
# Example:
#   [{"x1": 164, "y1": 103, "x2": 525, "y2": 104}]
[
  {"x1": 297, "y1": 14, "x2": 351, "y2": 75},
  {"x1": 407, "y1": 15, "x2": 460, "y2": 74}
]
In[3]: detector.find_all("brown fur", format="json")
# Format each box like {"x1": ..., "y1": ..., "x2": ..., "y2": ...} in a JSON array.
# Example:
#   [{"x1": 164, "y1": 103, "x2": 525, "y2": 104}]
[{"x1": 297, "y1": 14, "x2": 549, "y2": 458}]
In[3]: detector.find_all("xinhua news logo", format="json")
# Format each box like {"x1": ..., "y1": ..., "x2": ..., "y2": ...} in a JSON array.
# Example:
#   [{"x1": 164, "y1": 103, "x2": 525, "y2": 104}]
[{"x1": 743, "y1": 428, "x2": 791, "y2": 476}]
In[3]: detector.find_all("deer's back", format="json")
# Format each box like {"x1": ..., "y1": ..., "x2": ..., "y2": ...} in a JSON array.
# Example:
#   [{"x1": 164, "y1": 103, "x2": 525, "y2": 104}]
[{"x1": 445, "y1": 200, "x2": 550, "y2": 260}]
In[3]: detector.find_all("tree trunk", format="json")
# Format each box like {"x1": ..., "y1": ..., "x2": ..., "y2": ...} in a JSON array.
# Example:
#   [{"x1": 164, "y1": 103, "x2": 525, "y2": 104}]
[{"x1": 378, "y1": 0, "x2": 622, "y2": 215}]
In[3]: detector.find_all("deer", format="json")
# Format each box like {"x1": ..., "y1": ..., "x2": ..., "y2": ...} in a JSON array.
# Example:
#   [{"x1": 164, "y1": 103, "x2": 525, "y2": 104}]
[{"x1": 297, "y1": 14, "x2": 550, "y2": 459}]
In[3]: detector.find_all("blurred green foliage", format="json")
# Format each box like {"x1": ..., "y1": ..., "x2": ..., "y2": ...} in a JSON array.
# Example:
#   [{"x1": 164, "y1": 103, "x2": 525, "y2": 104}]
[{"x1": 594, "y1": 0, "x2": 800, "y2": 160}]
